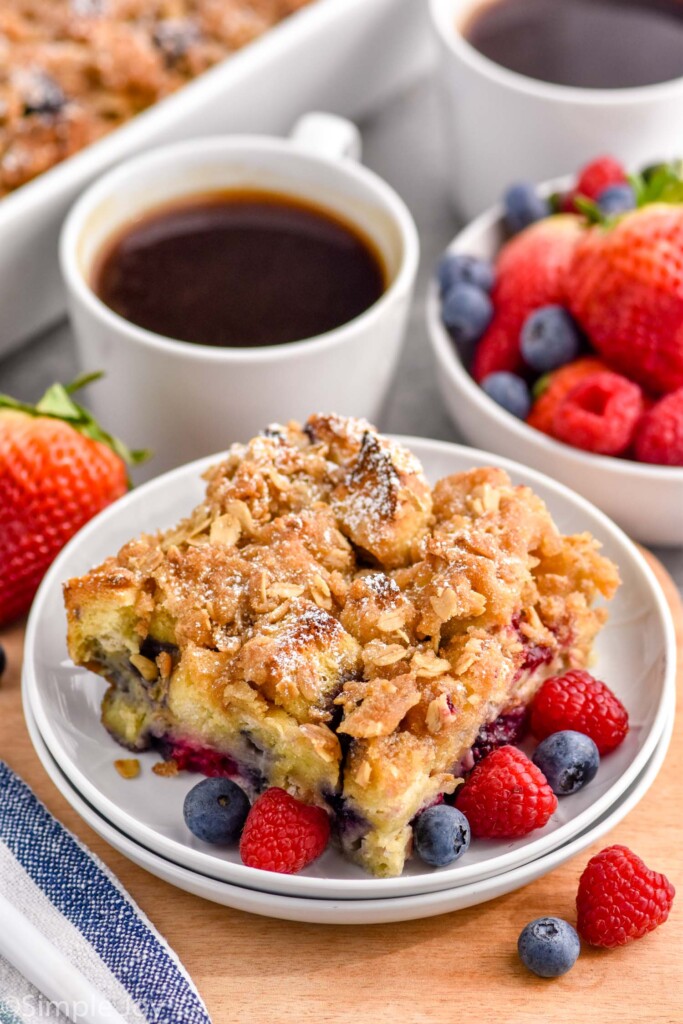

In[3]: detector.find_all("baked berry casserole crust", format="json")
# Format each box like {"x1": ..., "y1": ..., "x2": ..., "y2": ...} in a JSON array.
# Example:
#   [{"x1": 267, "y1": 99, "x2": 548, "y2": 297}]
[
  {"x1": 0, "y1": 0, "x2": 314, "y2": 197},
  {"x1": 64, "y1": 415, "x2": 619, "y2": 876}
]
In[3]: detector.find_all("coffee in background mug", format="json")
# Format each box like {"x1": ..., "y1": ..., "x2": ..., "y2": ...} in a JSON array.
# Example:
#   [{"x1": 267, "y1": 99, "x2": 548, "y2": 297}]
[{"x1": 429, "y1": 0, "x2": 683, "y2": 219}]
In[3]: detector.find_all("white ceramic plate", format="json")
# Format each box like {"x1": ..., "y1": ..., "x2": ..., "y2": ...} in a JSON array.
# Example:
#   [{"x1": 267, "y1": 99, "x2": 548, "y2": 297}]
[
  {"x1": 24, "y1": 692, "x2": 675, "y2": 925},
  {"x1": 23, "y1": 438, "x2": 676, "y2": 901}
]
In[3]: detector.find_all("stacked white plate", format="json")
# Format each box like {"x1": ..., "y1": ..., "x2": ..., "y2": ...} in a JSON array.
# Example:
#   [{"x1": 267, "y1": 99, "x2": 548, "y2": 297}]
[{"x1": 22, "y1": 439, "x2": 677, "y2": 925}]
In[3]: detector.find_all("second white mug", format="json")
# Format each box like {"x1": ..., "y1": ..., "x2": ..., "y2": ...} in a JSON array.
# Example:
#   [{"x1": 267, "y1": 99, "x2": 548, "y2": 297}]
[{"x1": 430, "y1": 0, "x2": 683, "y2": 220}]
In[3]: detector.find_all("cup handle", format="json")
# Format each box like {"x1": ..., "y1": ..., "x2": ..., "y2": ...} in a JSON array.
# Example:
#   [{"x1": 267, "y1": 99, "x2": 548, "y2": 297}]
[{"x1": 289, "y1": 112, "x2": 362, "y2": 163}]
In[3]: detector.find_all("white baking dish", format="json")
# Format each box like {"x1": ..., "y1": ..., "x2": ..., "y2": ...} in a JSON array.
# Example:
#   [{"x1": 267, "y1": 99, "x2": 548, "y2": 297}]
[{"x1": 0, "y1": 0, "x2": 433, "y2": 359}]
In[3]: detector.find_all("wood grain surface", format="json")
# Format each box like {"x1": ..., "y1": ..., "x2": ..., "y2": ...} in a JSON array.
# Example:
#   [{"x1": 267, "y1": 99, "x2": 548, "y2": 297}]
[{"x1": 0, "y1": 549, "x2": 680, "y2": 1024}]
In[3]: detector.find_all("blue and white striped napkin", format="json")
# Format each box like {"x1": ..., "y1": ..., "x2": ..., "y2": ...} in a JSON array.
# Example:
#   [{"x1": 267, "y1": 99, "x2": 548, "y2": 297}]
[{"x1": 0, "y1": 762, "x2": 212, "y2": 1024}]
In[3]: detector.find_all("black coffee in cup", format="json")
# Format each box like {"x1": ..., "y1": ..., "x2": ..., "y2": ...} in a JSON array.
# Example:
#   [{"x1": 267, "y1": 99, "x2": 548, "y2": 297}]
[
  {"x1": 93, "y1": 190, "x2": 386, "y2": 348},
  {"x1": 464, "y1": 0, "x2": 683, "y2": 89}
]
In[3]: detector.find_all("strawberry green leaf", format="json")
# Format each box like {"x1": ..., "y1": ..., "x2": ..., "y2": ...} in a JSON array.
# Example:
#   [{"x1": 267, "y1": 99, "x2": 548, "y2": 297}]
[
  {"x1": 35, "y1": 383, "x2": 85, "y2": 421},
  {"x1": 548, "y1": 192, "x2": 564, "y2": 214},
  {"x1": 634, "y1": 162, "x2": 683, "y2": 206},
  {"x1": 0, "y1": 394, "x2": 34, "y2": 414},
  {"x1": 69, "y1": 398, "x2": 150, "y2": 466},
  {"x1": 64, "y1": 370, "x2": 104, "y2": 394},
  {"x1": 657, "y1": 177, "x2": 683, "y2": 205},
  {"x1": 630, "y1": 172, "x2": 648, "y2": 208},
  {"x1": 0, "y1": 373, "x2": 150, "y2": 469},
  {"x1": 533, "y1": 373, "x2": 553, "y2": 399},
  {"x1": 574, "y1": 196, "x2": 605, "y2": 225}
]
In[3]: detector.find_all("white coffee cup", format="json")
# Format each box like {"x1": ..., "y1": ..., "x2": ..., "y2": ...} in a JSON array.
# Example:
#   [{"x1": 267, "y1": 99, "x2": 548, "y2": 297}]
[
  {"x1": 60, "y1": 113, "x2": 419, "y2": 479},
  {"x1": 429, "y1": 0, "x2": 683, "y2": 220}
]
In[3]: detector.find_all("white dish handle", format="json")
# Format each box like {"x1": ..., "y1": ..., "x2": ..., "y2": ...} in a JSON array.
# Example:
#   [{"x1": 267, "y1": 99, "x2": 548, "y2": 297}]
[{"x1": 289, "y1": 111, "x2": 362, "y2": 162}]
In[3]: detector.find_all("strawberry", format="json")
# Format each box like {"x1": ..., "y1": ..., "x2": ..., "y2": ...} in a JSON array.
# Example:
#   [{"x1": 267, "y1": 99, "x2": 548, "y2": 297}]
[
  {"x1": 0, "y1": 374, "x2": 147, "y2": 625},
  {"x1": 567, "y1": 202, "x2": 683, "y2": 394},
  {"x1": 472, "y1": 216, "x2": 583, "y2": 381}
]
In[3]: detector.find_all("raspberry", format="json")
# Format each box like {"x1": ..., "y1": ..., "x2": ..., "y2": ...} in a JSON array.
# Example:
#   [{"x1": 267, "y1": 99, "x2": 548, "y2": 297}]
[
  {"x1": 634, "y1": 387, "x2": 683, "y2": 466},
  {"x1": 530, "y1": 670, "x2": 629, "y2": 755},
  {"x1": 239, "y1": 788, "x2": 330, "y2": 874},
  {"x1": 552, "y1": 371, "x2": 644, "y2": 455},
  {"x1": 527, "y1": 358, "x2": 609, "y2": 435},
  {"x1": 575, "y1": 156, "x2": 628, "y2": 202},
  {"x1": 456, "y1": 745, "x2": 557, "y2": 839},
  {"x1": 576, "y1": 845, "x2": 675, "y2": 948},
  {"x1": 560, "y1": 157, "x2": 627, "y2": 213}
]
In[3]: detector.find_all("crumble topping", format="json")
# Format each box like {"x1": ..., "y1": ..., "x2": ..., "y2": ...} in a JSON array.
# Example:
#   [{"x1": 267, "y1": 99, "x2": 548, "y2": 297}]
[{"x1": 114, "y1": 757, "x2": 140, "y2": 779}]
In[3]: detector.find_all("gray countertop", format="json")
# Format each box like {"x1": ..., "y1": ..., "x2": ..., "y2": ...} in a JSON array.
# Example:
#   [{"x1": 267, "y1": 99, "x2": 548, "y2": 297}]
[{"x1": 2, "y1": 74, "x2": 682, "y2": 591}]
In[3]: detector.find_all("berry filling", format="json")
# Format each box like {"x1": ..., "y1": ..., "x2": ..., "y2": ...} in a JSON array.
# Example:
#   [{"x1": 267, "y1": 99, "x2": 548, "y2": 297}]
[
  {"x1": 139, "y1": 636, "x2": 180, "y2": 662},
  {"x1": 324, "y1": 792, "x2": 370, "y2": 853},
  {"x1": 470, "y1": 706, "x2": 529, "y2": 766},
  {"x1": 509, "y1": 616, "x2": 557, "y2": 680},
  {"x1": 520, "y1": 642, "x2": 556, "y2": 675},
  {"x1": 154, "y1": 737, "x2": 240, "y2": 778},
  {"x1": 152, "y1": 736, "x2": 267, "y2": 794}
]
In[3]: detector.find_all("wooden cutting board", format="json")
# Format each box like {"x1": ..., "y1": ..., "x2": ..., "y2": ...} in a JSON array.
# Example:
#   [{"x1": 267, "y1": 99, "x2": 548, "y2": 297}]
[{"x1": 0, "y1": 549, "x2": 680, "y2": 1024}]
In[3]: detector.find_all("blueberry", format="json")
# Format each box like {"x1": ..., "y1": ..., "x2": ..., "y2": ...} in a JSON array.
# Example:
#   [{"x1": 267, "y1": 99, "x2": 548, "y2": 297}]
[
  {"x1": 520, "y1": 305, "x2": 581, "y2": 373},
  {"x1": 597, "y1": 183, "x2": 636, "y2": 216},
  {"x1": 442, "y1": 282, "x2": 493, "y2": 346},
  {"x1": 532, "y1": 730, "x2": 599, "y2": 796},
  {"x1": 183, "y1": 777, "x2": 250, "y2": 844},
  {"x1": 153, "y1": 19, "x2": 200, "y2": 64},
  {"x1": 518, "y1": 917, "x2": 580, "y2": 978},
  {"x1": 413, "y1": 804, "x2": 471, "y2": 867},
  {"x1": 503, "y1": 183, "x2": 550, "y2": 234},
  {"x1": 437, "y1": 252, "x2": 495, "y2": 296},
  {"x1": 0, "y1": 643, "x2": 5, "y2": 679},
  {"x1": 481, "y1": 372, "x2": 531, "y2": 419},
  {"x1": 20, "y1": 70, "x2": 65, "y2": 116},
  {"x1": 139, "y1": 636, "x2": 179, "y2": 662}
]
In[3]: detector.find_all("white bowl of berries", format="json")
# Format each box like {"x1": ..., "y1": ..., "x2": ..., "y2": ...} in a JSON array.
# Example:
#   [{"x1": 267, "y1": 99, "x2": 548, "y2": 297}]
[{"x1": 426, "y1": 156, "x2": 683, "y2": 546}]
